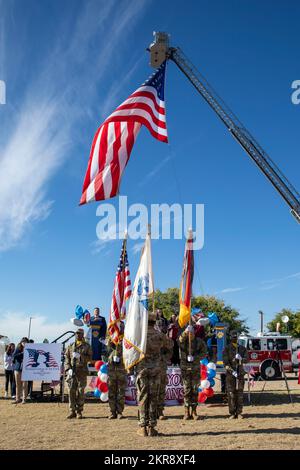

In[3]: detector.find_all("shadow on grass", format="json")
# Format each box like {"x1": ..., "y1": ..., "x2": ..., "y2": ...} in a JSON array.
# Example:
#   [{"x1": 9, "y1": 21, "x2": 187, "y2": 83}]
[{"x1": 159, "y1": 426, "x2": 300, "y2": 438}]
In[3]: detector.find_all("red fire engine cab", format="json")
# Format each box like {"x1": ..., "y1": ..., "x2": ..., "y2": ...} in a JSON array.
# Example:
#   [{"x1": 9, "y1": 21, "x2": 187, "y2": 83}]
[{"x1": 238, "y1": 332, "x2": 293, "y2": 380}]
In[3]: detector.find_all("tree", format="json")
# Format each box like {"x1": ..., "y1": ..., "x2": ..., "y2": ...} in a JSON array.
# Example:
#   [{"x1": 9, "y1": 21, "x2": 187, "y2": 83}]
[
  {"x1": 267, "y1": 308, "x2": 300, "y2": 337},
  {"x1": 150, "y1": 287, "x2": 249, "y2": 333}
]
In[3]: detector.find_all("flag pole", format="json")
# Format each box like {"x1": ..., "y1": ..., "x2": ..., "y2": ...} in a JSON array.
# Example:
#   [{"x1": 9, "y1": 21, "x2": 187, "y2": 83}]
[
  {"x1": 147, "y1": 224, "x2": 155, "y2": 315},
  {"x1": 188, "y1": 228, "x2": 193, "y2": 359},
  {"x1": 120, "y1": 229, "x2": 128, "y2": 340}
]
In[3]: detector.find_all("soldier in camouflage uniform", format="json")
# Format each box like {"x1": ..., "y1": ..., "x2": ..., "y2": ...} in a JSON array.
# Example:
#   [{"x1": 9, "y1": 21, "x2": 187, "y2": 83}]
[
  {"x1": 136, "y1": 312, "x2": 171, "y2": 437},
  {"x1": 223, "y1": 330, "x2": 248, "y2": 419},
  {"x1": 65, "y1": 328, "x2": 92, "y2": 419},
  {"x1": 157, "y1": 333, "x2": 173, "y2": 420},
  {"x1": 107, "y1": 322, "x2": 127, "y2": 419},
  {"x1": 179, "y1": 324, "x2": 207, "y2": 420}
]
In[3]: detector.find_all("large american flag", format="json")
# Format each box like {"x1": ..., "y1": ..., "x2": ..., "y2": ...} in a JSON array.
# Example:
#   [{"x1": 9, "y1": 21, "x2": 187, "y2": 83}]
[
  {"x1": 80, "y1": 62, "x2": 168, "y2": 204},
  {"x1": 108, "y1": 239, "x2": 132, "y2": 344}
]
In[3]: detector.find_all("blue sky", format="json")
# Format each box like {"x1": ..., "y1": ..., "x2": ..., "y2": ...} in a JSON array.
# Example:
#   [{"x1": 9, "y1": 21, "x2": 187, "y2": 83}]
[{"x1": 0, "y1": 0, "x2": 299, "y2": 343}]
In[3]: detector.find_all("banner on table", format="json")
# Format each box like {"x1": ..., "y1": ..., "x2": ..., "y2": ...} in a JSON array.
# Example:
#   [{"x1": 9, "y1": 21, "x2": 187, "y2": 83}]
[
  {"x1": 125, "y1": 367, "x2": 184, "y2": 406},
  {"x1": 22, "y1": 343, "x2": 62, "y2": 381}
]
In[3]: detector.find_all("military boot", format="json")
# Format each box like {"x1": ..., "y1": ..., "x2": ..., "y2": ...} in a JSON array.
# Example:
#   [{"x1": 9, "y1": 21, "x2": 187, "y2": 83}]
[
  {"x1": 183, "y1": 406, "x2": 191, "y2": 420},
  {"x1": 108, "y1": 413, "x2": 117, "y2": 419},
  {"x1": 67, "y1": 411, "x2": 76, "y2": 419},
  {"x1": 137, "y1": 426, "x2": 148, "y2": 437},
  {"x1": 148, "y1": 427, "x2": 159, "y2": 437},
  {"x1": 76, "y1": 412, "x2": 83, "y2": 419},
  {"x1": 158, "y1": 411, "x2": 167, "y2": 420},
  {"x1": 191, "y1": 406, "x2": 200, "y2": 420}
]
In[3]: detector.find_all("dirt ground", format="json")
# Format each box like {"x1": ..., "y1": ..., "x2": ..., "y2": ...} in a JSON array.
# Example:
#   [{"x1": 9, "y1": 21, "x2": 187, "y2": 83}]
[{"x1": 0, "y1": 373, "x2": 299, "y2": 450}]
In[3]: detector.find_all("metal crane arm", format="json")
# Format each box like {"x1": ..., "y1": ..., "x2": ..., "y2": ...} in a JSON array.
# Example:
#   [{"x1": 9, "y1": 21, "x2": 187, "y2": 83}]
[{"x1": 149, "y1": 33, "x2": 300, "y2": 222}]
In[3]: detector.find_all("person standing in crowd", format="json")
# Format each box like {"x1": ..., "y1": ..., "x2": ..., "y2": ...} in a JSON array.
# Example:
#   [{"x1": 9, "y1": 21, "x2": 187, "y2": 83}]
[
  {"x1": 179, "y1": 324, "x2": 207, "y2": 420},
  {"x1": 107, "y1": 321, "x2": 127, "y2": 419},
  {"x1": 86, "y1": 307, "x2": 107, "y2": 361},
  {"x1": 136, "y1": 311, "x2": 171, "y2": 437},
  {"x1": 4, "y1": 343, "x2": 16, "y2": 399},
  {"x1": 12, "y1": 337, "x2": 29, "y2": 404},
  {"x1": 27, "y1": 339, "x2": 34, "y2": 400},
  {"x1": 167, "y1": 314, "x2": 180, "y2": 366},
  {"x1": 65, "y1": 328, "x2": 92, "y2": 419},
  {"x1": 157, "y1": 333, "x2": 173, "y2": 420},
  {"x1": 297, "y1": 347, "x2": 300, "y2": 385},
  {"x1": 223, "y1": 330, "x2": 248, "y2": 419},
  {"x1": 156, "y1": 309, "x2": 168, "y2": 334}
]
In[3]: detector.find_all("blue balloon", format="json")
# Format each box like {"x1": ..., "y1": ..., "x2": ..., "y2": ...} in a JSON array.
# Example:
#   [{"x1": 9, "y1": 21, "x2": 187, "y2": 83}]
[
  {"x1": 100, "y1": 364, "x2": 108, "y2": 374},
  {"x1": 75, "y1": 305, "x2": 84, "y2": 319},
  {"x1": 208, "y1": 312, "x2": 219, "y2": 326},
  {"x1": 94, "y1": 388, "x2": 101, "y2": 398},
  {"x1": 208, "y1": 378, "x2": 215, "y2": 387},
  {"x1": 200, "y1": 358, "x2": 209, "y2": 366},
  {"x1": 207, "y1": 369, "x2": 216, "y2": 379},
  {"x1": 198, "y1": 387, "x2": 202, "y2": 392},
  {"x1": 207, "y1": 338, "x2": 212, "y2": 348}
]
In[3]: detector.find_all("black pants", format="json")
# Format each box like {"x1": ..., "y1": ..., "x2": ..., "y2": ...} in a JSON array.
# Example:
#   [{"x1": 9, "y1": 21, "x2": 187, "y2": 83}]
[
  {"x1": 5, "y1": 370, "x2": 16, "y2": 396},
  {"x1": 171, "y1": 340, "x2": 180, "y2": 366}
]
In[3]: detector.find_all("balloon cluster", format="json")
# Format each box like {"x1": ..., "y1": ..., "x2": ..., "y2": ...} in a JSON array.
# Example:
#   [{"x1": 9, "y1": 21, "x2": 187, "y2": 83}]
[
  {"x1": 70, "y1": 305, "x2": 91, "y2": 327},
  {"x1": 93, "y1": 360, "x2": 109, "y2": 402},
  {"x1": 198, "y1": 358, "x2": 216, "y2": 403}
]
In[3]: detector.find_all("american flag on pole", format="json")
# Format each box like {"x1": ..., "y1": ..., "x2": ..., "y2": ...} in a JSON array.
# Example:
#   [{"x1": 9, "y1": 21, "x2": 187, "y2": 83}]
[
  {"x1": 80, "y1": 62, "x2": 168, "y2": 204},
  {"x1": 108, "y1": 238, "x2": 132, "y2": 344}
]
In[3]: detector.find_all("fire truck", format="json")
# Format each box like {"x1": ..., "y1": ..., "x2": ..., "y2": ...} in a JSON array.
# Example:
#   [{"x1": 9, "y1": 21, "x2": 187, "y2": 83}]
[{"x1": 238, "y1": 332, "x2": 293, "y2": 379}]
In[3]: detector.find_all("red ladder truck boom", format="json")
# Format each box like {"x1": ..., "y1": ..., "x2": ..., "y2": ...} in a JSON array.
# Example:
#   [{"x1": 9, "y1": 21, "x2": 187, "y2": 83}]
[{"x1": 148, "y1": 32, "x2": 300, "y2": 223}]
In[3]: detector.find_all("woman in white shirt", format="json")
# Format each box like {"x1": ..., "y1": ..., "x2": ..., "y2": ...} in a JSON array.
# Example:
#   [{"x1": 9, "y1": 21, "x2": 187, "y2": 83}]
[{"x1": 4, "y1": 343, "x2": 16, "y2": 398}]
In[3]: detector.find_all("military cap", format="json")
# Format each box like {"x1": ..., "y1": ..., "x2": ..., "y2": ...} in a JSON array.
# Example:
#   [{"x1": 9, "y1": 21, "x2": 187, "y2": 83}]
[{"x1": 76, "y1": 328, "x2": 84, "y2": 334}]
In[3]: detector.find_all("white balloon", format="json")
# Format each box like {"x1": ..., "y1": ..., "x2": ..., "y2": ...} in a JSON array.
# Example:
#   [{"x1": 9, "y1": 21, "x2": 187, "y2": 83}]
[
  {"x1": 200, "y1": 379, "x2": 210, "y2": 390},
  {"x1": 100, "y1": 392, "x2": 109, "y2": 402},
  {"x1": 207, "y1": 362, "x2": 216, "y2": 370},
  {"x1": 70, "y1": 318, "x2": 84, "y2": 327},
  {"x1": 197, "y1": 318, "x2": 210, "y2": 326},
  {"x1": 97, "y1": 371, "x2": 102, "y2": 378},
  {"x1": 100, "y1": 373, "x2": 108, "y2": 383}
]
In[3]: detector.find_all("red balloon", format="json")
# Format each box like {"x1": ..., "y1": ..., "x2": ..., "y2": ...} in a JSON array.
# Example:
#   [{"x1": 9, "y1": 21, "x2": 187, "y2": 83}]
[
  {"x1": 198, "y1": 392, "x2": 207, "y2": 403},
  {"x1": 99, "y1": 382, "x2": 109, "y2": 393},
  {"x1": 203, "y1": 387, "x2": 214, "y2": 398},
  {"x1": 200, "y1": 364, "x2": 207, "y2": 380},
  {"x1": 95, "y1": 360, "x2": 104, "y2": 371},
  {"x1": 95, "y1": 377, "x2": 101, "y2": 388}
]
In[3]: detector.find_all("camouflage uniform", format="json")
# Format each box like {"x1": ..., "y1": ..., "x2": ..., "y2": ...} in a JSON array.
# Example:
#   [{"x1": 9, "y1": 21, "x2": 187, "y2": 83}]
[
  {"x1": 223, "y1": 341, "x2": 248, "y2": 417},
  {"x1": 157, "y1": 335, "x2": 173, "y2": 419},
  {"x1": 179, "y1": 329, "x2": 207, "y2": 419},
  {"x1": 107, "y1": 338, "x2": 127, "y2": 418},
  {"x1": 135, "y1": 323, "x2": 170, "y2": 434},
  {"x1": 65, "y1": 339, "x2": 92, "y2": 415}
]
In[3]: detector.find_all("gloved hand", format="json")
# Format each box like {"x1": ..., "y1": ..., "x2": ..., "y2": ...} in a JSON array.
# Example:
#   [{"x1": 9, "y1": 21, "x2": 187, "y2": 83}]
[
  {"x1": 232, "y1": 371, "x2": 238, "y2": 378},
  {"x1": 67, "y1": 369, "x2": 73, "y2": 378},
  {"x1": 186, "y1": 325, "x2": 194, "y2": 333},
  {"x1": 72, "y1": 352, "x2": 80, "y2": 360},
  {"x1": 235, "y1": 353, "x2": 242, "y2": 361}
]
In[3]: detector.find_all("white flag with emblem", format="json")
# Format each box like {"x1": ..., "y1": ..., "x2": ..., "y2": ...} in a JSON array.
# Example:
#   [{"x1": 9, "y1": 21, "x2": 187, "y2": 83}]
[{"x1": 123, "y1": 231, "x2": 154, "y2": 370}]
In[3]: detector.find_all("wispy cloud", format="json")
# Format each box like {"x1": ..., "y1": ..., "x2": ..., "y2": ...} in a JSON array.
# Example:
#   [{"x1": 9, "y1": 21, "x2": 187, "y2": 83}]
[
  {"x1": 260, "y1": 284, "x2": 280, "y2": 291},
  {"x1": 0, "y1": 311, "x2": 72, "y2": 344},
  {"x1": 132, "y1": 241, "x2": 145, "y2": 255},
  {"x1": 0, "y1": 0, "x2": 150, "y2": 252},
  {"x1": 138, "y1": 155, "x2": 172, "y2": 187},
  {"x1": 217, "y1": 287, "x2": 248, "y2": 294},
  {"x1": 261, "y1": 272, "x2": 300, "y2": 285}
]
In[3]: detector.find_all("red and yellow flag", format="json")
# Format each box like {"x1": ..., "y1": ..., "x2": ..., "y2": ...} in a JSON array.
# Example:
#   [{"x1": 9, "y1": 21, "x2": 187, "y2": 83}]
[{"x1": 178, "y1": 231, "x2": 194, "y2": 328}]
